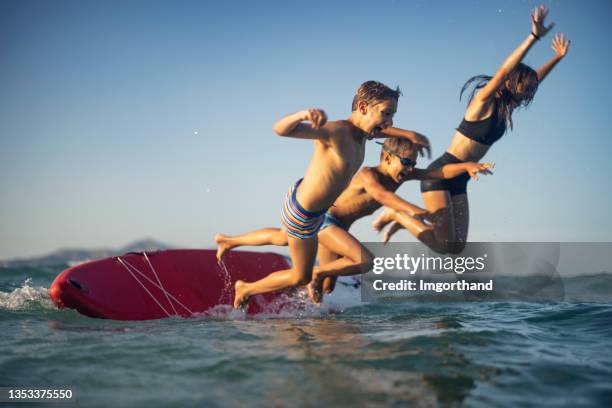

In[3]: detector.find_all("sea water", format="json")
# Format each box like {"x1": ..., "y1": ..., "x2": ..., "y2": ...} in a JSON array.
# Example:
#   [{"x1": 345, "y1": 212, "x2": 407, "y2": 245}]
[{"x1": 1, "y1": 264, "x2": 611, "y2": 407}]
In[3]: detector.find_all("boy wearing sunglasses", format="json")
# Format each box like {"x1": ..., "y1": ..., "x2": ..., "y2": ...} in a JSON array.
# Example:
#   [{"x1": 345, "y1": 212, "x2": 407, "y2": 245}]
[{"x1": 219, "y1": 136, "x2": 493, "y2": 303}]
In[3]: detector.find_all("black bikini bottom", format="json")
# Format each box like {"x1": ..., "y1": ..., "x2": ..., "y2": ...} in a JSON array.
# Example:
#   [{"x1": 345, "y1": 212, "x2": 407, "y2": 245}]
[{"x1": 420, "y1": 152, "x2": 470, "y2": 196}]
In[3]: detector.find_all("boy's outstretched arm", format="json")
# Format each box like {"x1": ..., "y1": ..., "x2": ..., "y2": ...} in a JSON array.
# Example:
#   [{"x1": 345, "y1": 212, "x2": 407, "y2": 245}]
[
  {"x1": 273, "y1": 109, "x2": 332, "y2": 140},
  {"x1": 359, "y1": 168, "x2": 429, "y2": 217},
  {"x1": 411, "y1": 162, "x2": 495, "y2": 181},
  {"x1": 378, "y1": 127, "x2": 431, "y2": 158},
  {"x1": 537, "y1": 33, "x2": 570, "y2": 82}
]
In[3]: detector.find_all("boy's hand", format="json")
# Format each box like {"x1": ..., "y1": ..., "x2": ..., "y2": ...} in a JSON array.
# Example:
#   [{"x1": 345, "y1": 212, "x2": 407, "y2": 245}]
[
  {"x1": 465, "y1": 162, "x2": 495, "y2": 180},
  {"x1": 551, "y1": 33, "x2": 570, "y2": 58},
  {"x1": 302, "y1": 109, "x2": 328, "y2": 129},
  {"x1": 531, "y1": 5, "x2": 554, "y2": 39}
]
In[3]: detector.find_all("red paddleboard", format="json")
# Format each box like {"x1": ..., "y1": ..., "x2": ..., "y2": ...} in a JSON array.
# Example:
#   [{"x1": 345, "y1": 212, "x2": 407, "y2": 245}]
[{"x1": 49, "y1": 249, "x2": 290, "y2": 320}]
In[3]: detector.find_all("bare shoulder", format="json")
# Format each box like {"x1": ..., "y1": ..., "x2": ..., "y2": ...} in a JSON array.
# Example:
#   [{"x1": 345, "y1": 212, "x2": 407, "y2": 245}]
[
  {"x1": 303, "y1": 120, "x2": 348, "y2": 144},
  {"x1": 327, "y1": 120, "x2": 357, "y2": 138},
  {"x1": 359, "y1": 166, "x2": 375, "y2": 176},
  {"x1": 357, "y1": 166, "x2": 380, "y2": 183},
  {"x1": 348, "y1": 167, "x2": 372, "y2": 191}
]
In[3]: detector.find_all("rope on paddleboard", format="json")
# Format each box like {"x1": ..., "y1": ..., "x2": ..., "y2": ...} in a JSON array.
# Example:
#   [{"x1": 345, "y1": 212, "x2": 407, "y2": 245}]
[
  {"x1": 116, "y1": 254, "x2": 195, "y2": 316},
  {"x1": 116, "y1": 256, "x2": 171, "y2": 318},
  {"x1": 143, "y1": 252, "x2": 178, "y2": 316}
]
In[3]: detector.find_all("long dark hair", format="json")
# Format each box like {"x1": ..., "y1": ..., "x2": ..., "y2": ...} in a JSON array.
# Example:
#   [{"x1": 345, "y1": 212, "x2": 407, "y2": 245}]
[{"x1": 460, "y1": 63, "x2": 539, "y2": 130}]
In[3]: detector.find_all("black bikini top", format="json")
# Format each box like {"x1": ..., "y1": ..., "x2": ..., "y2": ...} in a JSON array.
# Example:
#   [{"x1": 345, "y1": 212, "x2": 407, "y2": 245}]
[{"x1": 456, "y1": 103, "x2": 507, "y2": 146}]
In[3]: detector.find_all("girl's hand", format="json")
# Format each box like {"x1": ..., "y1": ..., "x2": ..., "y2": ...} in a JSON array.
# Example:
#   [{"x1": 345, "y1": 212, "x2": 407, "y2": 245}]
[
  {"x1": 466, "y1": 162, "x2": 495, "y2": 180},
  {"x1": 552, "y1": 33, "x2": 570, "y2": 58},
  {"x1": 531, "y1": 5, "x2": 555, "y2": 39}
]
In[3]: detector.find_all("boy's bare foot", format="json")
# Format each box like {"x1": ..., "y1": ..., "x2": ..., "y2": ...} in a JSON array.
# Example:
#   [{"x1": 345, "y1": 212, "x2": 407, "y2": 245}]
[
  {"x1": 307, "y1": 274, "x2": 324, "y2": 304},
  {"x1": 233, "y1": 280, "x2": 249, "y2": 309},
  {"x1": 215, "y1": 233, "x2": 233, "y2": 264},
  {"x1": 372, "y1": 208, "x2": 396, "y2": 233},
  {"x1": 384, "y1": 221, "x2": 403, "y2": 244}
]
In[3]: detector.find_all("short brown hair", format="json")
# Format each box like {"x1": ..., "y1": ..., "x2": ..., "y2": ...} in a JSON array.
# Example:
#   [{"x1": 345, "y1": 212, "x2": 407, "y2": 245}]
[
  {"x1": 351, "y1": 81, "x2": 402, "y2": 111},
  {"x1": 379, "y1": 138, "x2": 415, "y2": 161}
]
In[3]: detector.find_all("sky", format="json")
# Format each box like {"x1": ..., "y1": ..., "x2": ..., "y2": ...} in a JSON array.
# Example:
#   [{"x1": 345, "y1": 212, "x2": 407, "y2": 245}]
[{"x1": 1, "y1": 0, "x2": 611, "y2": 260}]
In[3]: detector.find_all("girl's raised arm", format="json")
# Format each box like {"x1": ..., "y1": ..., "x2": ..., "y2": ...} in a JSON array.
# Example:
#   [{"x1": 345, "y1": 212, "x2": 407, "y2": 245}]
[
  {"x1": 473, "y1": 5, "x2": 554, "y2": 104},
  {"x1": 537, "y1": 33, "x2": 570, "y2": 82}
]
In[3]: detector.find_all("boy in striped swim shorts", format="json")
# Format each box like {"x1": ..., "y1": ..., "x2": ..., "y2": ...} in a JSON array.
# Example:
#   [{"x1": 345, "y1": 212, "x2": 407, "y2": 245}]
[{"x1": 233, "y1": 81, "x2": 414, "y2": 308}]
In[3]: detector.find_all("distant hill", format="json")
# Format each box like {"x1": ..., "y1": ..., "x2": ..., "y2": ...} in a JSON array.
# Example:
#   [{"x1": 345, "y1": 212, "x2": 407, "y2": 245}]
[{"x1": 0, "y1": 238, "x2": 175, "y2": 267}]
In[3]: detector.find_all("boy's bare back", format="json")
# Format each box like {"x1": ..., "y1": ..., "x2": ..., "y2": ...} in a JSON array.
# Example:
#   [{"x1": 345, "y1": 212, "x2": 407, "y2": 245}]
[{"x1": 325, "y1": 166, "x2": 400, "y2": 228}]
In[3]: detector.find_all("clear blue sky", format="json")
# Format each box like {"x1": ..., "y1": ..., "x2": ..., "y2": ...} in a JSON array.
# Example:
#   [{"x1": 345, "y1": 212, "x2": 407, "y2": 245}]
[{"x1": 1, "y1": 0, "x2": 611, "y2": 259}]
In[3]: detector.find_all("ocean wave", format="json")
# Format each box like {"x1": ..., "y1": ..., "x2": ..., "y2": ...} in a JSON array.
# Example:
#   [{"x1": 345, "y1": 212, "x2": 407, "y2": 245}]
[{"x1": 0, "y1": 279, "x2": 54, "y2": 311}]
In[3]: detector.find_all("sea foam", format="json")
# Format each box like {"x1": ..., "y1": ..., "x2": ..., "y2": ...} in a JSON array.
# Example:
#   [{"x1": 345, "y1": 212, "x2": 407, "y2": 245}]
[{"x1": 0, "y1": 278, "x2": 54, "y2": 310}]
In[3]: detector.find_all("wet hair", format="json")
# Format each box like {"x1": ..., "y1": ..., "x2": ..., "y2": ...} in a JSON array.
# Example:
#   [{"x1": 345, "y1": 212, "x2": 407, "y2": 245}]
[
  {"x1": 379, "y1": 137, "x2": 415, "y2": 162},
  {"x1": 352, "y1": 81, "x2": 402, "y2": 112},
  {"x1": 460, "y1": 63, "x2": 539, "y2": 130}
]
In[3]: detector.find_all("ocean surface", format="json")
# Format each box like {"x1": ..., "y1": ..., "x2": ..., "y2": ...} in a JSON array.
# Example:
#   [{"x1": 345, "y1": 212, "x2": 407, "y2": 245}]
[{"x1": 1, "y1": 264, "x2": 611, "y2": 407}]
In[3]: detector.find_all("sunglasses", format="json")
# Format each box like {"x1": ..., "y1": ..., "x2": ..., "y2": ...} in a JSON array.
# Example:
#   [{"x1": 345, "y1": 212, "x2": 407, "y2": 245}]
[
  {"x1": 376, "y1": 142, "x2": 417, "y2": 167},
  {"x1": 395, "y1": 154, "x2": 417, "y2": 167}
]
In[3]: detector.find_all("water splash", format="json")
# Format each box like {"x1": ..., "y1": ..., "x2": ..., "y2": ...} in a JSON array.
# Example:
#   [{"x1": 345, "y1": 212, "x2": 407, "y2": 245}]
[
  {"x1": 194, "y1": 304, "x2": 246, "y2": 320},
  {"x1": 193, "y1": 276, "x2": 361, "y2": 320},
  {"x1": 253, "y1": 289, "x2": 344, "y2": 319},
  {"x1": 191, "y1": 289, "x2": 342, "y2": 320},
  {"x1": 0, "y1": 278, "x2": 54, "y2": 310},
  {"x1": 217, "y1": 260, "x2": 233, "y2": 304}
]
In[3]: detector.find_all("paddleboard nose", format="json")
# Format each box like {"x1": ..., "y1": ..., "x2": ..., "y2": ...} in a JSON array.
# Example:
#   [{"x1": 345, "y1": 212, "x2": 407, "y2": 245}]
[{"x1": 49, "y1": 280, "x2": 64, "y2": 308}]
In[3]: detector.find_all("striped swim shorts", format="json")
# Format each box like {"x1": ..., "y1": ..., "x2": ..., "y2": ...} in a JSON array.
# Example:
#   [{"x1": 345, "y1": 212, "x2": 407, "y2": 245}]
[{"x1": 281, "y1": 179, "x2": 326, "y2": 239}]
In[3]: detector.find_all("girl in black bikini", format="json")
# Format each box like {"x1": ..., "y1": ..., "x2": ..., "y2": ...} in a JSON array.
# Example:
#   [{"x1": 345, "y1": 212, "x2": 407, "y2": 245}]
[{"x1": 373, "y1": 5, "x2": 570, "y2": 253}]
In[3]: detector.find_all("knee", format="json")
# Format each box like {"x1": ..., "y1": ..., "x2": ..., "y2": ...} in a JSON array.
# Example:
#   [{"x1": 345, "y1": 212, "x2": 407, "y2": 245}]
[
  {"x1": 385, "y1": 208, "x2": 399, "y2": 220},
  {"x1": 288, "y1": 273, "x2": 310, "y2": 287},
  {"x1": 272, "y1": 232, "x2": 288, "y2": 246},
  {"x1": 360, "y1": 250, "x2": 375, "y2": 273}
]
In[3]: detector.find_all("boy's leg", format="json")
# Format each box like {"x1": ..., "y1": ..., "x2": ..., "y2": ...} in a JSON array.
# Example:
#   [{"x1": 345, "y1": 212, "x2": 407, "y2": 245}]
[
  {"x1": 374, "y1": 191, "x2": 453, "y2": 254},
  {"x1": 373, "y1": 208, "x2": 432, "y2": 239},
  {"x1": 307, "y1": 226, "x2": 374, "y2": 302},
  {"x1": 317, "y1": 243, "x2": 339, "y2": 294},
  {"x1": 215, "y1": 228, "x2": 287, "y2": 263},
  {"x1": 233, "y1": 178, "x2": 325, "y2": 308},
  {"x1": 372, "y1": 208, "x2": 396, "y2": 232},
  {"x1": 383, "y1": 221, "x2": 403, "y2": 243},
  {"x1": 374, "y1": 208, "x2": 446, "y2": 253},
  {"x1": 234, "y1": 236, "x2": 318, "y2": 308}
]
